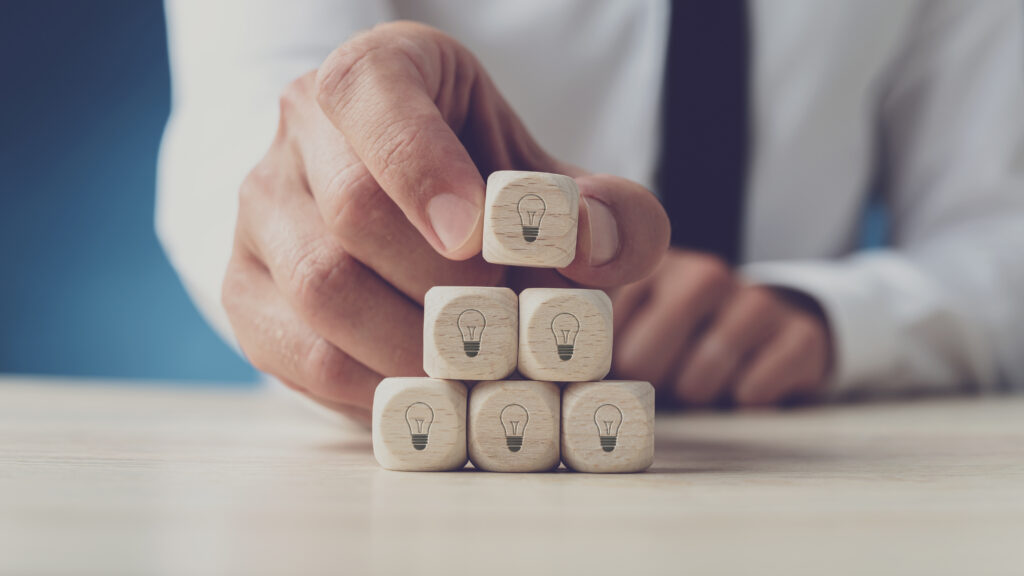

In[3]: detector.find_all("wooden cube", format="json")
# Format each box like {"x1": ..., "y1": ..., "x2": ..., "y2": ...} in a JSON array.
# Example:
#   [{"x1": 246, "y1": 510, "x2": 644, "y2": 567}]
[
  {"x1": 372, "y1": 378, "x2": 468, "y2": 471},
  {"x1": 467, "y1": 380, "x2": 561, "y2": 472},
  {"x1": 518, "y1": 288, "x2": 612, "y2": 382},
  {"x1": 423, "y1": 286, "x2": 518, "y2": 381},
  {"x1": 561, "y1": 381, "x2": 654, "y2": 473},
  {"x1": 482, "y1": 171, "x2": 579, "y2": 268}
]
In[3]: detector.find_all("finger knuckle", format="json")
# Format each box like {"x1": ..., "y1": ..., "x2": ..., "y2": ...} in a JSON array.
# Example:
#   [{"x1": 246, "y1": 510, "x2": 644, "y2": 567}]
[
  {"x1": 693, "y1": 255, "x2": 732, "y2": 293},
  {"x1": 369, "y1": 117, "x2": 428, "y2": 180},
  {"x1": 239, "y1": 159, "x2": 274, "y2": 205},
  {"x1": 304, "y1": 338, "x2": 354, "y2": 391},
  {"x1": 277, "y1": 72, "x2": 315, "y2": 131},
  {"x1": 786, "y1": 317, "x2": 821, "y2": 349},
  {"x1": 662, "y1": 290, "x2": 697, "y2": 320},
  {"x1": 289, "y1": 244, "x2": 359, "y2": 319},
  {"x1": 740, "y1": 286, "x2": 776, "y2": 314},
  {"x1": 694, "y1": 341, "x2": 729, "y2": 374},
  {"x1": 324, "y1": 165, "x2": 385, "y2": 241},
  {"x1": 239, "y1": 161, "x2": 272, "y2": 196},
  {"x1": 280, "y1": 73, "x2": 314, "y2": 113},
  {"x1": 315, "y1": 38, "x2": 392, "y2": 118}
]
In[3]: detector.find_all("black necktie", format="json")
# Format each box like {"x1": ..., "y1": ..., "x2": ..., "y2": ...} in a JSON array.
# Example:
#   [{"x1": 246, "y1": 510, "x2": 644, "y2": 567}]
[{"x1": 658, "y1": 0, "x2": 750, "y2": 264}]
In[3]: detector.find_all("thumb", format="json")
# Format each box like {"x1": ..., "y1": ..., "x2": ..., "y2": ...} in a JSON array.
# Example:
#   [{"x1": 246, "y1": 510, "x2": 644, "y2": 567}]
[{"x1": 558, "y1": 174, "x2": 671, "y2": 287}]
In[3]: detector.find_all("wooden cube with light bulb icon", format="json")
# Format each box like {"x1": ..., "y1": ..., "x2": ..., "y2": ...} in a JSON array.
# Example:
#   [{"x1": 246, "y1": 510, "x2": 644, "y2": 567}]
[
  {"x1": 482, "y1": 171, "x2": 579, "y2": 268},
  {"x1": 423, "y1": 287, "x2": 518, "y2": 381},
  {"x1": 518, "y1": 288, "x2": 612, "y2": 382},
  {"x1": 372, "y1": 378, "x2": 468, "y2": 471},
  {"x1": 467, "y1": 380, "x2": 561, "y2": 472},
  {"x1": 561, "y1": 381, "x2": 654, "y2": 473}
]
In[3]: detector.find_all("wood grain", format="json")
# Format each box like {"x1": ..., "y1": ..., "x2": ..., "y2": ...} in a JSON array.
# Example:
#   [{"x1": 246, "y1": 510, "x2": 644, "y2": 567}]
[
  {"x1": 423, "y1": 286, "x2": 518, "y2": 381},
  {"x1": 4, "y1": 378, "x2": 1024, "y2": 575},
  {"x1": 372, "y1": 377, "x2": 468, "y2": 471},
  {"x1": 482, "y1": 171, "x2": 579, "y2": 268},
  {"x1": 467, "y1": 380, "x2": 561, "y2": 472},
  {"x1": 518, "y1": 288, "x2": 613, "y2": 382},
  {"x1": 561, "y1": 380, "x2": 654, "y2": 473}
]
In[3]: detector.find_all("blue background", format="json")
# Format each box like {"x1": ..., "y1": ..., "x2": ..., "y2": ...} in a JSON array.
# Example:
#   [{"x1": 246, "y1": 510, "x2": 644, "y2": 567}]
[
  {"x1": 0, "y1": 1, "x2": 257, "y2": 383},
  {"x1": 0, "y1": 2, "x2": 885, "y2": 384}
]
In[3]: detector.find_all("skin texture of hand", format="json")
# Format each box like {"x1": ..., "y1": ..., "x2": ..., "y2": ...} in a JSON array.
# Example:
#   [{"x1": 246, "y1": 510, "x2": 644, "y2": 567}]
[
  {"x1": 221, "y1": 22, "x2": 670, "y2": 424},
  {"x1": 612, "y1": 249, "x2": 833, "y2": 408}
]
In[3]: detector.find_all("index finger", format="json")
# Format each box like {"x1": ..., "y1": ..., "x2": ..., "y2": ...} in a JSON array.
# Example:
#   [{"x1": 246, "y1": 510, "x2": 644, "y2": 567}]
[{"x1": 315, "y1": 23, "x2": 484, "y2": 260}]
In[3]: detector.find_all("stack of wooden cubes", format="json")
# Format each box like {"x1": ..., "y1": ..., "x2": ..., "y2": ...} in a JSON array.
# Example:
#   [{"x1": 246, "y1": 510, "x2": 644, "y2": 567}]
[{"x1": 373, "y1": 172, "x2": 654, "y2": 473}]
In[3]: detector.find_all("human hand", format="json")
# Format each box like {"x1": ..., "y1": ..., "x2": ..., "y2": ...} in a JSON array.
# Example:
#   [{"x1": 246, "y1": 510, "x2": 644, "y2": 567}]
[
  {"x1": 612, "y1": 249, "x2": 832, "y2": 407},
  {"x1": 222, "y1": 22, "x2": 669, "y2": 423}
]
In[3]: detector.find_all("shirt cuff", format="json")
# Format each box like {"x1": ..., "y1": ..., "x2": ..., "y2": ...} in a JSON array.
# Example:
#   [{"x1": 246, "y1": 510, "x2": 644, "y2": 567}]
[{"x1": 739, "y1": 257, "x2": 902, "y2": 398}]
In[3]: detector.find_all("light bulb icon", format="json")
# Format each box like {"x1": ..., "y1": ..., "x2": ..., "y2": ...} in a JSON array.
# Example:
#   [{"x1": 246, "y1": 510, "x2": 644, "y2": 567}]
[
  {"x1": 594, "y1": 404, "x2": 623, "y2": 452},
  {"x1": 517, "y1": 194, "x2": 546, "y2": 242},
  {"x1": 551, "y1": 312, "x2": 580, "y2": 361},
  {"x1": 499, "y1": 403, "x2": 529, "y2": 452},
  {"x1": 457, "y1": 309, "x2": 486, "y2": 357},
  {"x1": 405, "y1": 402, "x2": 434, "y2": 451}
]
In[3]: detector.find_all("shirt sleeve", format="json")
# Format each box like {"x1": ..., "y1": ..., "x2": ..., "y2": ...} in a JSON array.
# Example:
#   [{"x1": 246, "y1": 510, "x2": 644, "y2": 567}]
[
  {"x1": 156, "y1": 0, "x2": 390, "y2": 347},
  {"x1": 742, "y1": 0, "x2": 1024, "y2": 397}
]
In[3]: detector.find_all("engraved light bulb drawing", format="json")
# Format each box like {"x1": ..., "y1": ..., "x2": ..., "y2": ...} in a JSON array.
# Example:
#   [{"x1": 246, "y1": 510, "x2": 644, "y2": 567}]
[
  {"x1": 594, "y1": 404, "x2": 623, "y2": 452},
  {"x1": 456, "y1": 309, "x2": 486, "y2": 357},
  {"x1": 405, "y1": 402, "x2": 434, "y2": 451},
  {"x1": 551, "y1": 312, "x2": 580, "y2": 361},
  {"x1": 517, "y1": 194, "x2": 546, "y2": 242},
  {"x1": 499, "y1": 403, "x2": 529, "y2": 453}
]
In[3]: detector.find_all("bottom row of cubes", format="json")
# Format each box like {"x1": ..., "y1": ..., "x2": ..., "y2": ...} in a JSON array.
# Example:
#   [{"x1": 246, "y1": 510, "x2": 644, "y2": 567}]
[{"x1": 372, "y1": 378, "x2": 655, "y2": 473}]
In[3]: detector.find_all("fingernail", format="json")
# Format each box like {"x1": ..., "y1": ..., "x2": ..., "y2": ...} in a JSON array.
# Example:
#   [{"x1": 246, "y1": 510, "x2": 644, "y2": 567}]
[
  {"x1": 584, "y1": 196, "x2": 619, "y2": 266},
  {"x1": 427, "y1": 194, "x2": 480, "y2": 252}
]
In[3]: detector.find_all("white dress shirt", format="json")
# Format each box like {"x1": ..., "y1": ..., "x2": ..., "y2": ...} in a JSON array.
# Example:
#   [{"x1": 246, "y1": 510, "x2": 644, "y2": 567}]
[{"x1": 158, "y1": 0, "x2": 1024, "y2": 396}]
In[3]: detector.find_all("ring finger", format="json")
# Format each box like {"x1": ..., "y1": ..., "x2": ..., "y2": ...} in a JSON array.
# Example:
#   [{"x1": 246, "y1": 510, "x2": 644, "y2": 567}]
[{"x1": 223, "y1": 245, "x2": 382, "y2": 413}]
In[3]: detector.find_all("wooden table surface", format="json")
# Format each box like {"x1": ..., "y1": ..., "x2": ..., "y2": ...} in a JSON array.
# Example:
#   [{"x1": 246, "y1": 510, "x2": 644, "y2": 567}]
[{"x1": 1, "y1": 377, "x2": 1022, "y2": 576}]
